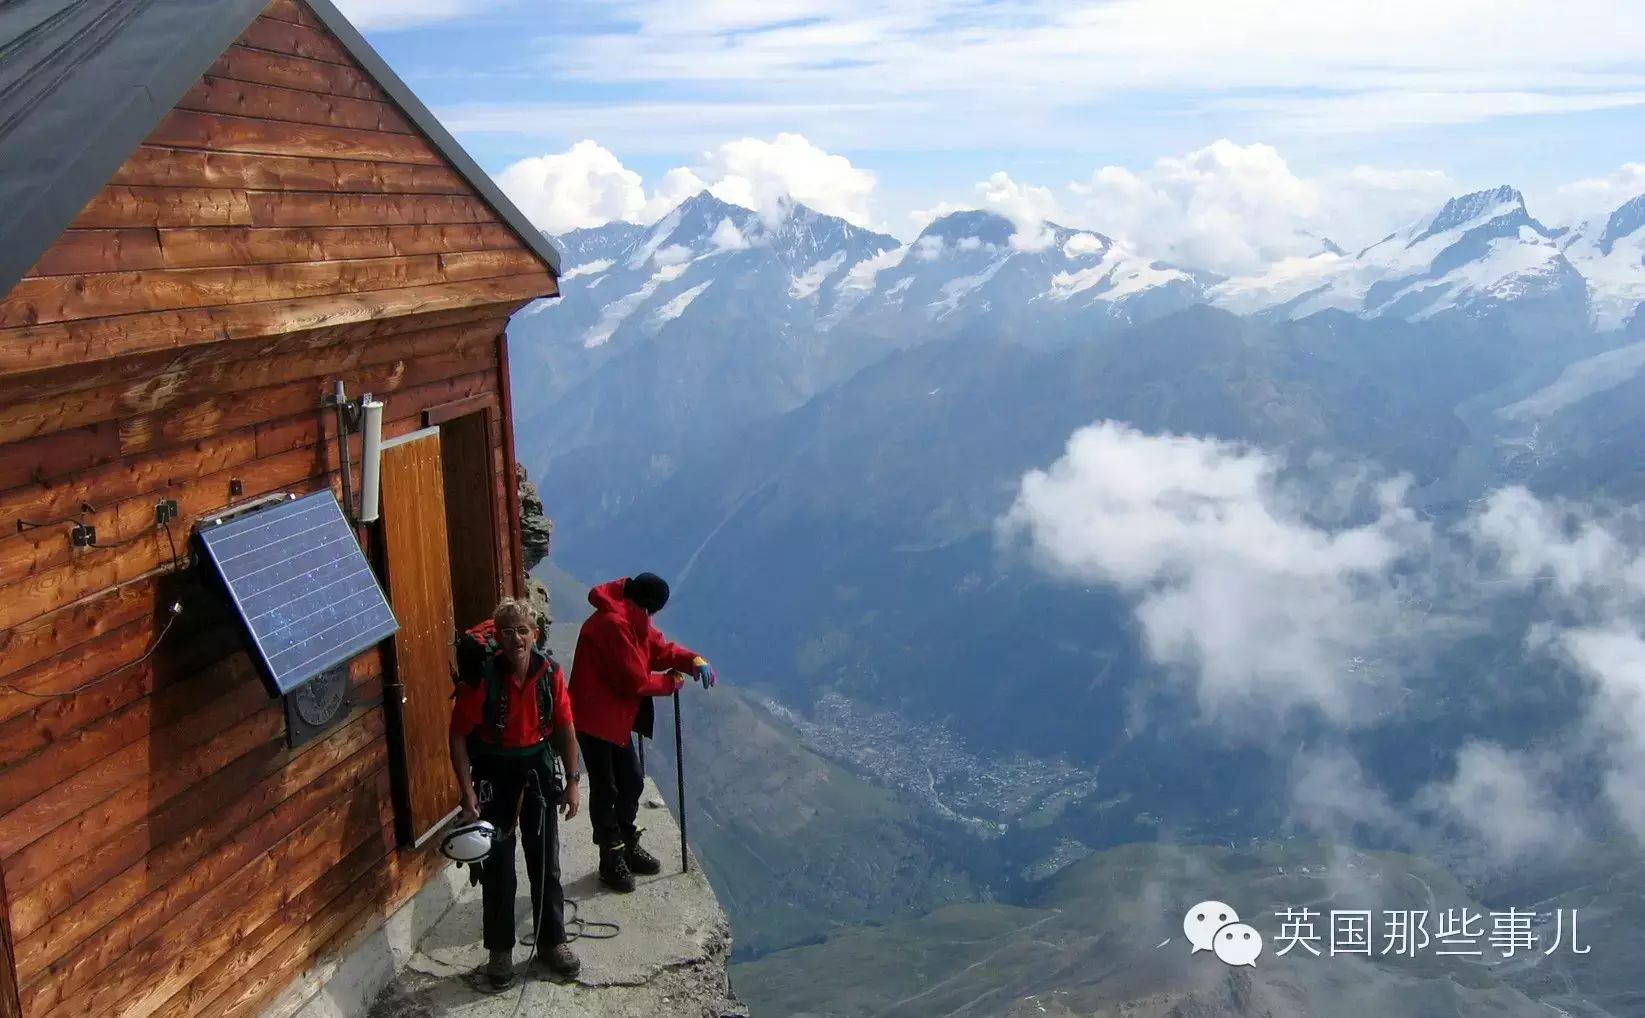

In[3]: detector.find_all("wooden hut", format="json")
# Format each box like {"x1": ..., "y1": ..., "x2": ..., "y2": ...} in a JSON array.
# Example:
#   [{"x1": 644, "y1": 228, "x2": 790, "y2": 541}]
[{"x1": 0, "y1": 1, "x2": 561, "y2": 1014}]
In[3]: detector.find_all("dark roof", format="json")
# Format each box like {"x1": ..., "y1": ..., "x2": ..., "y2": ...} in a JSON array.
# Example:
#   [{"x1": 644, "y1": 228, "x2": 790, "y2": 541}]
[{"x1": 0, "y1": 0, "x2": 561, "y2": 301}]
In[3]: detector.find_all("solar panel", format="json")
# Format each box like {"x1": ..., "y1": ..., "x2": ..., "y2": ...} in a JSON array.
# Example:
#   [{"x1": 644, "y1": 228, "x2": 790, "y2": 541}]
[{"x1": 196, "y1": 490, "x2": 400, "y2": 697}]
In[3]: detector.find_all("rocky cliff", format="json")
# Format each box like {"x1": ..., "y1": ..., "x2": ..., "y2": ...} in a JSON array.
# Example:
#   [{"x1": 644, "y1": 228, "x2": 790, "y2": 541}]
[{"x1": 517, "y1": 464, "x2": 555, "y2": 623}]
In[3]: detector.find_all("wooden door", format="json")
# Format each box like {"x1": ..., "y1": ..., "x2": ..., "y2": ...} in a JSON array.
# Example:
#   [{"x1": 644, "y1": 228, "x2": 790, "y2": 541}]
[{"x1": 378, "y1": 427, "x2": 461, "y2": 847}]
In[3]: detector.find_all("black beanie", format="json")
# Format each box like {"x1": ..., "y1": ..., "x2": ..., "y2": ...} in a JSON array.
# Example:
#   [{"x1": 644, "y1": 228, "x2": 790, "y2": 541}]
[{"x1": 624, "y1": 573, "x2": 670, "y2": 613}]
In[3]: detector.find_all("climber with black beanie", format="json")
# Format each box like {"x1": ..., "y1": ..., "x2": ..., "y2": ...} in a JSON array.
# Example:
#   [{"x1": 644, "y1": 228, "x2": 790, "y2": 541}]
[{"x1": 569, "y1": 573, "x2": 716, "y2": 891}]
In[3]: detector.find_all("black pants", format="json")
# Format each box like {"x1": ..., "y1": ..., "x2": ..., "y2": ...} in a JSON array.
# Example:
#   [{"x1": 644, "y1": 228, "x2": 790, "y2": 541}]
[
  {"x1": 472, "y1": 747, "x2": 564, "y2": 951},
  {"x1": 578, "y1": 732, "x2": 643, "y2": 850}
]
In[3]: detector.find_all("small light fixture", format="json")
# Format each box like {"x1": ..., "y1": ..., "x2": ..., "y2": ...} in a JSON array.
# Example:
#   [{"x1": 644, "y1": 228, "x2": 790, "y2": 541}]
[{"x1": 358, "y1": 395, "x2": 384, "y2": 524}]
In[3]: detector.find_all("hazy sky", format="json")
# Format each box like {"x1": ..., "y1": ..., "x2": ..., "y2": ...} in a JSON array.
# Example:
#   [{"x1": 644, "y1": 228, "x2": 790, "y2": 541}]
[{"x1": 338, "y1": 0, "x2": 1645, "y2": 253}]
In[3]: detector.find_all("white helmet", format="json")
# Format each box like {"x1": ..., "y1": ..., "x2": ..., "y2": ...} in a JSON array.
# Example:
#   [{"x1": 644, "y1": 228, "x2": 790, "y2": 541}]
[{"x1": 440, "y1": 819, "x2": 497, "y2": 863}]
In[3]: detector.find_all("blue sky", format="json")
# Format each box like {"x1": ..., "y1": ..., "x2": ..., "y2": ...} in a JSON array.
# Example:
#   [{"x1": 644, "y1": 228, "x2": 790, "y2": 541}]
[{"x1": 337, "y1": 0, "x2": 1645, "y2": 264}]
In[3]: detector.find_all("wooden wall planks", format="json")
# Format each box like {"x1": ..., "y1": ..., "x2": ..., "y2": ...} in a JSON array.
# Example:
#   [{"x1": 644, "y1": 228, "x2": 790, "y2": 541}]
[
  {"x1": 0, "y1": 302, "x2": 517, "y2": 408},
  {"x1": 207, "y1": 46, "x2": 379, "y2": 102},
  {"x1": 0, "y1": 310, "x2": 506, "y2": 1016},
  {"x1": 239, "y1": 16, "x2": 357, "y2": 67},
  {"x1": 0, "y1": 274, "x2": 552, "y2": 379},
  {"x1": 0, "y1": 1, "x2": 551, "y2": 1014},
  {"x1": 108, "y1": 147, "x2": 469, "y2": 197},
  {"x1": 3, "y1": 252, "x2": 533, "y2": 327},
  {"x1": 177, "y1": 77, "x2": 415, "y2": 135},
  {"x1": 146, "y1": 111, "x2": 445, "y2": 166}
]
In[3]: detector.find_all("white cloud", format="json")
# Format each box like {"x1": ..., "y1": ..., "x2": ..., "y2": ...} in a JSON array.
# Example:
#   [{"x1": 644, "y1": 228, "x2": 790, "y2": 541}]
[
  {"x1": 1559, "y1": 628, "x2": 1645, "y2": 842},
  {"x1": 1000, "y1": 427, "x2": 1645, "y2": 859},
  {"x1": 560, "y1": 258, "x2": 612, "y2": 280},
  {"x1": 908, "y1": 173, "x2": 1061, "y2": 249},
  {"x1": 1545, "y1": 162, "x2": 1645, "y2": 226},
  {"x1": 642, "y1": 167, "x2": 711, "y2": 222},
  {"x1": 333, "y1": 0, "x2": 498, "y2": 30},
  {"x1": 546, "y1": 0, "x2": 1645, "y2": 141},
  {"x1": 975, "y1": 172, "x2": 1059, "y2": 251},
  {"x1": 692, "y1": 134, "x2": 878, "y2": 228},
  {"x1": 1063, "y1": 233, "x2": 1107, "y2": 258},
  {"x1": 495, "y1": 141, "x2": 647, "y2": 234},
  {"x1": 709, "y1": 218, "x2": 751, "y2": 251},
  {"x1": 901, "y1": 141, "x2": 1454, "y2": 274},
  {"x1": 493, "y1": 135, "x2": 879, "y2": 234},
  {"x1": 1290, "y1": 747, "x2": 1415, "y2": 844},
  {"x1": 1470, "y1": 487, "x2": 1645, "y2": 844},
  {"x1": 1221, "y1": 90, "x2": 1645, "y2": 136},
  {"x1": 998, "y1": 421, "x2": 1431, "y2": 728},
  {"x1": 1323, "y1": 166, "x2": 1460, "y2": 252},
  {"x1": 1470, "y1": 487, "x2": 1645, "y2": 615},
  {"x1": 907, "y1": 201, "x2": 970, "y2": 235},
  {"x1": 913, "y1": 235, "x2": 947, "y2": 261},
  {"x1": 1066, "y1": 140, "x2": 1455, "y2": 274},
  {"x1": 491, "y1": 137, "x2": 1626, "y2": 278},
  {"x1": 1415, "y1": 742, "x2": 1577, "y2": 867},
  {"x1": 651, "y1": 244, "x2": 693, "y2": 267}
]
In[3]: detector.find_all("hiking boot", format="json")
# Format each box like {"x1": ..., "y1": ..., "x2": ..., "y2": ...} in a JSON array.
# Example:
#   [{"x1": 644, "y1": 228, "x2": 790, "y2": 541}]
[
  {"x1": 485, "y1": 950, "x2": 516, "y2": 991},
  {"x1": 599, "y1": 845, "x2": 635, "y2": 893},
  {"x1": 539, "y1": 942, "x2": 581, "y2": 979},
  {"x1": 625, "y1": 829, "x2": 663, "y2": 876}
]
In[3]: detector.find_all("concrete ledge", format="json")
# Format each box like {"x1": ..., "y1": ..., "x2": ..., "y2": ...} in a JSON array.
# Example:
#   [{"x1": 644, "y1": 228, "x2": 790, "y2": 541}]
[{"x1": 352, "y1": 777, "x2": 745, "y2": 1017}]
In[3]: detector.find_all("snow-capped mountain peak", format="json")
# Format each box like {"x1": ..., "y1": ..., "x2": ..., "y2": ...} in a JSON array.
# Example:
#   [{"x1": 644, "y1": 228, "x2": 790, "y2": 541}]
[
  {"x1": 531, "y1": 194, "x2": 903, "y2": 350},
  {"x1": 528, "y1": 182, "x2": 1644, "y2": 361},
  {"x1": 1213, "y1": 186, "x2": 1586, "y2": 324},
  {"x1": 850, "y1": 210, "x2": 1203, "y2": 331},
  {"x1": 1560, "y1": 193, "x2": 1645, "y2": 330},
  {"x1": 1401, "y1": 184, "x2": 1530, "y2": 248},
  {"x1": 1593, "y1": 193, "x2": 1645, "y2": 257}
]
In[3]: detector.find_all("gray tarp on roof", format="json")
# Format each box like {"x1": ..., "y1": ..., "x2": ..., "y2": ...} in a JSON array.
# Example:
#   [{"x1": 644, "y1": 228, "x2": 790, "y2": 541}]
[{"x1": 0, "y1": 0, "x2": 560, "y2": 303}]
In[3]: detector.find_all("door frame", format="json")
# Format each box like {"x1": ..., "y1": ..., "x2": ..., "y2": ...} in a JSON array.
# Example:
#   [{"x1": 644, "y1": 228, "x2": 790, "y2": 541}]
[
  {"x1": 424, "y1": 397, "x2": 504, "y2": 633},
  {"x1": 375, "y1": 425, "x2": 459, "y2": 849}
]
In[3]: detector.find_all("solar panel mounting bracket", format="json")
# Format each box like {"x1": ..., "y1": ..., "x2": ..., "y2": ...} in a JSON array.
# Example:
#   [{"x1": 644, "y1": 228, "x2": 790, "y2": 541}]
[{"x1": 199, "y1": 491, "x2": 297, "y2": 530}]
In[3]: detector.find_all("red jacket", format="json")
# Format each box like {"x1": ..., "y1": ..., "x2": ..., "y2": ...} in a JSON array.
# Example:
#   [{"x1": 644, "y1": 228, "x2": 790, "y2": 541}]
[
  {"x1": 449, "y1": 650, "x2": 572, "y2": 750},
  {"x1": 570, "y1": 579, "x2": 699, "y2": 745}
]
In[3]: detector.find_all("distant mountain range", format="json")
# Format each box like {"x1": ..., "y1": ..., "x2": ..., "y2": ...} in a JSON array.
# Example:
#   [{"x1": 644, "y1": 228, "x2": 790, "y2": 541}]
[
  {"x1": 528, "y1": 184, "x2": 1641, "y2": 358},
  {"x1": 506, "y1": 182, "x2": 1643, "y2": 516},
  {"x1": 512, "y1": 181, "x2": 1645, "y2": 1015}
]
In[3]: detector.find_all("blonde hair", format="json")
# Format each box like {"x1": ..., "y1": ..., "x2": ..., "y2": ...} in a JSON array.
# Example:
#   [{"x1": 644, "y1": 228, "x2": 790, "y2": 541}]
[{"x1": 492, "y1": 597, "x2": 535, "y2": 629}]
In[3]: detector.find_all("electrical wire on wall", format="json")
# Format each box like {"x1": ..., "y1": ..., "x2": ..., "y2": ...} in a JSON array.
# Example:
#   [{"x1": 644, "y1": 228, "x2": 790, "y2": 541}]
[
  {"x1": 0, "y1": 514, "x2": 191, "y2": 700},
  {"x1": 0, "y1": 601, "x2": 184, "y2": 699},
  {"x1": 14, "y1": 501, "x2": 95, "y2": 532}
]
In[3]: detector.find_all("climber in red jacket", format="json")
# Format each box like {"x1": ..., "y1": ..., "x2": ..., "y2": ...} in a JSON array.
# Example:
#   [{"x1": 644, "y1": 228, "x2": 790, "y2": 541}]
[{"x1": 570, "y1": 573, "x2": 715, "y2": 892}]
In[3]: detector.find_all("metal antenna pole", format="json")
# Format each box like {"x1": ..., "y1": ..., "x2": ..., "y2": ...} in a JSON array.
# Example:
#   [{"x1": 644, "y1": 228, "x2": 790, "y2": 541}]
[
  {"x1": 332, "y1": 380, "x2": 355, "y2": 523},
  {"x1": 674, "y1": 689, "x2": 688, "y2": 873}
]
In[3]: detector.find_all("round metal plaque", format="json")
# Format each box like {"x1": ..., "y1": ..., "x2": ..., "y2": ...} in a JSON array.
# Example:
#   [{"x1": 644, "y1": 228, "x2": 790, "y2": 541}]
[{"x1": 294, "y1": 666, "x2": 348, "y2": 727}]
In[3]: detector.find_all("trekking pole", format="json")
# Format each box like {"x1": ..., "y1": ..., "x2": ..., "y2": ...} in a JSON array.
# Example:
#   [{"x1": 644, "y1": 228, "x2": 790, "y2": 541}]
[{"x1": 673, "y1": 683, "x2": 688, "y2": 874}]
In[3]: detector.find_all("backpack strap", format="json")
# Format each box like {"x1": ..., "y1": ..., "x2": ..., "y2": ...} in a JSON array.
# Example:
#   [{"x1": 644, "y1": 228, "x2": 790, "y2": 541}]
[
  {"x1": 534, "y1": 654, "x2": 562, "y2": 743},
  {"x1": 479, "y1": 656, "x2": 507, "y2": 740},
  {"x1": 479, "y1": 652, "x2": 559, "y2": 744}
]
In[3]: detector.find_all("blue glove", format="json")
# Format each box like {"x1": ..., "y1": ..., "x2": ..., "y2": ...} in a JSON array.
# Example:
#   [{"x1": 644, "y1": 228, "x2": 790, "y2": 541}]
[{"x1": 692, "y1": 656, "x2": 717, "y2": 689}]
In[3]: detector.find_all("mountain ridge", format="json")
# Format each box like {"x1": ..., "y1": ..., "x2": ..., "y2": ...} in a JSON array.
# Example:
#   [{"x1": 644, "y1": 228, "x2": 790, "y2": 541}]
[{"x1": 532, "y1": 185, "x2": 1645, "y2": 344}]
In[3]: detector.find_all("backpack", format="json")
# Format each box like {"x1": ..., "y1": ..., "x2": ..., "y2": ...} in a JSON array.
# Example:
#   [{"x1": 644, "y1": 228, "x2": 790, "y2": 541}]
[{"x1": 453, "y1": 614, "x2": 561, "y2": 748}]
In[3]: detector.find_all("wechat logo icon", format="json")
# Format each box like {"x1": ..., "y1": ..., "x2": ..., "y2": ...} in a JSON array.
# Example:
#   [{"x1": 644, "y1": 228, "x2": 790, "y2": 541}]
[{"x1": 1184, "y1": 900, "x2": 1263, "y2": 967}]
